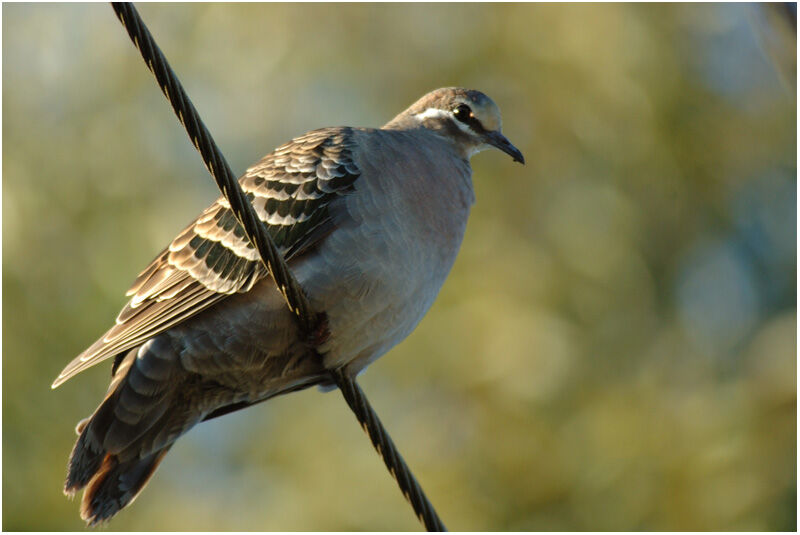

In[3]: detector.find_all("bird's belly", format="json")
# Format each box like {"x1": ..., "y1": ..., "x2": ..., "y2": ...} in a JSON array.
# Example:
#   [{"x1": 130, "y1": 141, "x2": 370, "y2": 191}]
[
  {"x1": 320, "y1": 269, "x2": 438, "y2": 373},
  {"x1": 290, "y1": 141, "x2": 473, "y2": 374},
  {"x1": 295, "y1": 217, "x2": 465, "y2": 373}
]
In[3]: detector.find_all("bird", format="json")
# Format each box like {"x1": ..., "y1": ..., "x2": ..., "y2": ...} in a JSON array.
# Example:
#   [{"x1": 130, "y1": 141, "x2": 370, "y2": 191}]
[{"x1": 52, "y1": 87, "x2": 525, "y2": 525}]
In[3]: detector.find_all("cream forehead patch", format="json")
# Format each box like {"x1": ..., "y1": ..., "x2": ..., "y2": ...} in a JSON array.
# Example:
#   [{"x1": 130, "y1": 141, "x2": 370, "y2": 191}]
[{"x1": 466, "y1": 95, "x2": 502, "y2": 132}]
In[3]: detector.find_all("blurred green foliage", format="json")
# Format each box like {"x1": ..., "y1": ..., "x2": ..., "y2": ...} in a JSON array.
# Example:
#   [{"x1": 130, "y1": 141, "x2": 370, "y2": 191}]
[{"x1": 3, "y1": 3, "x2": 796, "y2": 531}]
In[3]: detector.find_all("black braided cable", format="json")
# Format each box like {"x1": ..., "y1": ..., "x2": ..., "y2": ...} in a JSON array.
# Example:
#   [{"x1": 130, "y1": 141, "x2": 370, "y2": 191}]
[
  {"x1": 109, "y1": 3, "x2": 447, "y2": 531},
  {"x1": 331, "y1": 368, "x2": 447, "y2": 531},
  {"x1": 111, "y1": 2, "x2": 316, "y2": 335}
]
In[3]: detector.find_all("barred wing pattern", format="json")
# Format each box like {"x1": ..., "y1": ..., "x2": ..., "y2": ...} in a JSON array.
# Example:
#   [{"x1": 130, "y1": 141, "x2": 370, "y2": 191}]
[{"x1": 53, "y1": 128, "x2": 360, "y2": 387}]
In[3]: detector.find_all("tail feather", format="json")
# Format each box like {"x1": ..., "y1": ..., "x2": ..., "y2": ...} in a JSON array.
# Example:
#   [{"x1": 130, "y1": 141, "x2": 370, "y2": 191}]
[
  {"x1": 64, "y1": 424, "x2": 106, "y2": 495},
  {"x1": 60, "y1": 324, "x2": 323, "y2": 524},
  {"x1": 79, "y1": 448, "x2": 171, "y2": 526},
  {"x1": 63, "y1": 345, "x2": 186, "y2": 524},
  {"x1": 64, "y1": 359, "x2": 133, "y2": 494},
  {"x1": 64, "y1": 397, "x2": 177, "y2": 525}
]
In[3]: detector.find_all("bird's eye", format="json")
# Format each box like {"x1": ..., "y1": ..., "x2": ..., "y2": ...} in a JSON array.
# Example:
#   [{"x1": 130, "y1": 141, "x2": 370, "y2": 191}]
[{"x1": 453, "y1": 104, "x2": 472, "y2": 123}]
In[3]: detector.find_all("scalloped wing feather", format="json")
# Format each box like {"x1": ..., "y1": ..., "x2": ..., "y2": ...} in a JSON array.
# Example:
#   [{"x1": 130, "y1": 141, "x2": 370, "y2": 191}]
[{"x1": 53, "y1": 128, "x2": 360, "y2": 388}]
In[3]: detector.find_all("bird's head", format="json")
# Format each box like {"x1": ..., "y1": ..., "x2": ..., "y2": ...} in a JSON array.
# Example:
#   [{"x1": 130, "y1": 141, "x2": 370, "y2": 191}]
[{"x1": 385, "y1": 87, "x2": 525, "y2": 165}]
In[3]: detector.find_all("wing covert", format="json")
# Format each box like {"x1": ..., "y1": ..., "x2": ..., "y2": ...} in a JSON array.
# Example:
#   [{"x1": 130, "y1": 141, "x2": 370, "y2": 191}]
[{"x1": 53, "y1": 127, "x2": 360, "y2": 387}]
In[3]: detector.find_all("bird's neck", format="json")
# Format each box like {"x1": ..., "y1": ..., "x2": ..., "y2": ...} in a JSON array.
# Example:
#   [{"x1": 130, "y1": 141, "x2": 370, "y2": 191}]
[{"x1": 382, "y1": 118, "x2": 479, "y2": 162}]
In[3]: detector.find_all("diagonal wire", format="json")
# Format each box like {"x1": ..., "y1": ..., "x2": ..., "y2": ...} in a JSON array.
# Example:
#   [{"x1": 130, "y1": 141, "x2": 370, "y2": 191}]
[
  {"x1": 110, "y1": 2, "x2": 316, "y2": 334},
  {"x1": 332, "y1": 368, "x2": 447, "y2": 530},
  {"x1": 109, "y1": 2, "x2": 446, "y2": 531}
]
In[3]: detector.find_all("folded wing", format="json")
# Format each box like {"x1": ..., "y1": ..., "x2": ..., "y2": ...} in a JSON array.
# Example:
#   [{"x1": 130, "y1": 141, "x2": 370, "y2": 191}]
[{"x1": 53, "y1": 127, "x2": 360, "y2": 387}]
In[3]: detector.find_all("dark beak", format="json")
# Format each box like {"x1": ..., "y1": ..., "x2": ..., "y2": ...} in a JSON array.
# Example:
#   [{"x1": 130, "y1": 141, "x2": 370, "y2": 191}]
[{"x1": 486, "y1": 131, "x2": 525, "y2": 165}]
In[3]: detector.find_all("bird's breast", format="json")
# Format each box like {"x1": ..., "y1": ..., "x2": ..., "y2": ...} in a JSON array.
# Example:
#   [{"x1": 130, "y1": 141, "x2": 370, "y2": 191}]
[{"x1": 295, "y1": 131, "x2": 474, "y2": 372}]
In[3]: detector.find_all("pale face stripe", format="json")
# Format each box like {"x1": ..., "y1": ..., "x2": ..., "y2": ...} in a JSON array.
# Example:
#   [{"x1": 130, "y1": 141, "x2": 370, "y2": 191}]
[{"x1": 414, "y1": 107, "x2": 475, "y2": 136}]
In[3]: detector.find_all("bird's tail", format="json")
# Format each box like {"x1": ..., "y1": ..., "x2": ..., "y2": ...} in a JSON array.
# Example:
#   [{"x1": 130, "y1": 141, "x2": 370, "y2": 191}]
[
  {"x1": 69, "y1": 445, "x2": 171, "y2": 526},
  {"x1": 64, "y1": 403, "x2": 174, "y2": 525},
  {"x1": 62, "y1": 344, "x2": 187, "y2": 525}
]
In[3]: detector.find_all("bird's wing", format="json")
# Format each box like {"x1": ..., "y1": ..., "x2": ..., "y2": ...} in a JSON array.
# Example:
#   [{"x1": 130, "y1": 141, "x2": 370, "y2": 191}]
[{"x1": 53, "y1": 127, "x2": 360, "y2": 388}]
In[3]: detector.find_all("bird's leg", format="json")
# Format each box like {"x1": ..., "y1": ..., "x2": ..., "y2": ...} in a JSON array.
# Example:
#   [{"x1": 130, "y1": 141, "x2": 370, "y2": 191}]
[{"x1": 309, "y1": 312, "x2": 331, "y2": 347}]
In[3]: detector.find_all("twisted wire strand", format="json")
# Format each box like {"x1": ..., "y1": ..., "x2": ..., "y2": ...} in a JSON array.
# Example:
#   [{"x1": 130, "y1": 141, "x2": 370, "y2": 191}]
[
  {"x1": 109, "y1": 3, "x2": 446, "y2": 531},
  {"x1": 111, "y1": 2, "x2": 316, "y2": 334},
  {"x1": 331, "y1": 369, "x2": 447, "y2": 531}
]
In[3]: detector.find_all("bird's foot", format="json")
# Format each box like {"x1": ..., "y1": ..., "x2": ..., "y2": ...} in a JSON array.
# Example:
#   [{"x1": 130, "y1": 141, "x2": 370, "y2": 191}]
[{"x1": 309, "y1": 312, "x2": 330, "y2": 347}]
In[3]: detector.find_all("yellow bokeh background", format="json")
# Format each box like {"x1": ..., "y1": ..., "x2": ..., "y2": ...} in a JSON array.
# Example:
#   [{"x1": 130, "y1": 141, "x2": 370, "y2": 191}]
[{"x1": 3, "y1": 3, "x2": 796, "y2": 530}]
